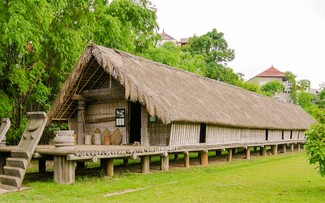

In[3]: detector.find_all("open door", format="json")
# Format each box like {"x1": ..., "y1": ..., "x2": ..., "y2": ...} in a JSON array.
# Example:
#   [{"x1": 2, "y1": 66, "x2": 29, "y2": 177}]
[{"x1": 129, "y1": 102, "x2": 141, "y2": 143}]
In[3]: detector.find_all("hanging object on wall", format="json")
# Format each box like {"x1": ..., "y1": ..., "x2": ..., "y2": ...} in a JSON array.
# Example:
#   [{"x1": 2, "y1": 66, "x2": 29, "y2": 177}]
[
  {"x1": 93, "y1": 128, "x2": 102, "y2": 145},
  {"x1": 115, "y1": 108, "x2": 125, "y2": 127},
  {"x1": 111, "y1": 128, "x2": 122, "y2": 145},
  {"x1": 102, "y1": 129, "x2": 111, "y2": 145}
]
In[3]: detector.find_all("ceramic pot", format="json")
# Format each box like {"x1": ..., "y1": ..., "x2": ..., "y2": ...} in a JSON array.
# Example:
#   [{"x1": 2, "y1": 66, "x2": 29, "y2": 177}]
[{"x1": 53, "y1": 130, "x2": 75, "y2": 149}]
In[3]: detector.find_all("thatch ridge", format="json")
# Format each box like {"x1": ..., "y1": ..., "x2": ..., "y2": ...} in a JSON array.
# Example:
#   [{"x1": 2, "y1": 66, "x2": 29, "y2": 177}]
[{"x1": 48, "y1": 43, "x2": 316, "y2": 130}]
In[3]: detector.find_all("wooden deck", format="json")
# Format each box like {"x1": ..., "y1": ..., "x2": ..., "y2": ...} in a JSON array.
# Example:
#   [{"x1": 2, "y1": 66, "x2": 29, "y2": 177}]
[{"x1": 0, "y1": 140, "x2": 305, "y2": 185}]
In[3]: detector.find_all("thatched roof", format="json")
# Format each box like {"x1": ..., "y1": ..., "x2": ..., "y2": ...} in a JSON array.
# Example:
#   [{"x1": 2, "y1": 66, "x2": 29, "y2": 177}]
[{"x1": 48, "y1": 43, "x2": 315, "y2": 130}]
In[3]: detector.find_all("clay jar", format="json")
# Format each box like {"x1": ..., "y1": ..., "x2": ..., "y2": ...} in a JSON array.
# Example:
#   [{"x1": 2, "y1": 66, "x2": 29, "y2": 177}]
[{"x1": 53, "y1": 130, "x2": 75, "y2": 149}]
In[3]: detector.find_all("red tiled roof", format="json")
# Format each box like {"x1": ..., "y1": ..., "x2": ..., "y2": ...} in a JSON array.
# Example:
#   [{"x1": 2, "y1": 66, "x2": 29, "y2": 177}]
[
  {"x1": 160, "y1": 31, "x2": 176, "y2": 41},
  {"x1": 256, "y1": 66, "x2": 285, "y2": 78}
]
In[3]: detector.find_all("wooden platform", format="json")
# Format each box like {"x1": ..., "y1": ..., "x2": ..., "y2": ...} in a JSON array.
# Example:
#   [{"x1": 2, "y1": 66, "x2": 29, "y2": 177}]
[{"x1": 0, "y1": 140, "x2": 305, "y2": 185}]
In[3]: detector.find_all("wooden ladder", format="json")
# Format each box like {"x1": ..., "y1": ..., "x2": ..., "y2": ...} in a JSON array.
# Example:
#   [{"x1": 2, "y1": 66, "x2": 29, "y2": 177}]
[{"x1": 0, "y1": 112, "x2": 47, "y2": 191}]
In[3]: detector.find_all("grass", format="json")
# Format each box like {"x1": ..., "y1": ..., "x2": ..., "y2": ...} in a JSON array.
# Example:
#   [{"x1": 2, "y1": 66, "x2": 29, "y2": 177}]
[{"x1": 0, "y1": 151, "x2": 324, "y2": 202}]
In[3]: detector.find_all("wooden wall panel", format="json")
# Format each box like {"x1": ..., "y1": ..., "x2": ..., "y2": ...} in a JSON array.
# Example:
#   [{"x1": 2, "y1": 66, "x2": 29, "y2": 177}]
[
  {"x1": 148, "y1": 120, "x2": 171, "y2": 146},
  {"x1": 240, "y1": 129, "x2": 265, "y2": 142},
  {"x1": 283, "y1": 130, "x2": 291, "y2": 140},
  {"x1": 169, "y1": 123, "x2": 200, "y2": 146},
  {"x1": 84, "y1": 100, "x2": 128, "y2": 144},
  {"x1": 206, "y1": 125, "x2": 241, "y2": 144},
  {"x1": 268, "y1": 130, "x2": 282, "y2": 141}
]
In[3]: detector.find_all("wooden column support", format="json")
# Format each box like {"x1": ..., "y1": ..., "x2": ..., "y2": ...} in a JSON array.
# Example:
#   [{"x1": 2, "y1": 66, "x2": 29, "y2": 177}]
[
  {"x1": 297, "y1": 144, "x2": 301, "y2": 151},
  {"x1": 123, "y1": 158, "x2": 129, "y2": 166},
  {"x1": 283, "y1": 144, "x2": 287, "y2": 154},
  {"x1": 290, "y1": 144, "x2": 294, "y2": 152},
  {"x1": 271, "y1": 145, "x2": 277, "y2": 155},
  {"x1": 54, "y1": 156, "x2": 75, "y2": 184},
  {"x1": 160, "y1": 154, "x2": 169, "y2": 171},
  {"x1": 200, "y1": 151, "x2": 208, "y2": 166},
  {"x1": 184, "y1": 152, "x2": 190, "y2": 168},
  {"x1": 105, "y1": 159, "x2": 114, "y2": 177},
  {"x1": 227, "y1": 148, "x2": 233, "y2": 162},
  {"x1": 245, "y1": 147, "x2": 251, "y2": 159},
  {"x1": 215, "y1": 150, "x2": 222, "y2": 156},
  {"x1": 260, "y1": 147, "x2": 266, "y2": 156},
  {"x1": 174, "y1": 154, "x2": 179, "y2": 161},
  {"x1": 77, "y1": 100, "x2": 85, "y2": 144},
  {"x1": 141, "y1": 156, "x2": 150, "y2": 173}
]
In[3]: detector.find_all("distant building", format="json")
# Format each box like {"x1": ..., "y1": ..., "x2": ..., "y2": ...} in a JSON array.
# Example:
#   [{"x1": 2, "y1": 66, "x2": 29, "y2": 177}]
[
  {"x1": 157, "y1": 30, "x2": 177, "y2": 46},
  {"x1": 249, "y1": 66, "x2": 293, "y2": 103},
  {"x1": 157, "y1": 31, "x2": 189, "y2": 47}
]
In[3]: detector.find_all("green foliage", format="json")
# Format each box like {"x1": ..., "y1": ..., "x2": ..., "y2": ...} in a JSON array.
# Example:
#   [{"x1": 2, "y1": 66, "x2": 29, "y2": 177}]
[
  {"x1": 261, "y1": 80, "x2": 285, "y2": 96},
  {"x1": 305, "y1": 123, "x2": 325, "y2": 177},
  {"x1": 298, "y1": 79, "x2": 311, "y2": 91},
  {"x1": 0, "y1": 0, "x2": 158, "y2": 143},
  {"x1": 316, "y1": 88, "x2": 325, "y2": 108},
  {"x1": 187, "y1": 28, "x2": 235, "y2": 64}
]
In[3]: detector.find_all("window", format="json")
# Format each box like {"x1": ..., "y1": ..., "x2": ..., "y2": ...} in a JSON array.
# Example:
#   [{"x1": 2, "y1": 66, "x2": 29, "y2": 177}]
[{"x1": 199, "y1": 123, "x2": 206, "y2": 143}]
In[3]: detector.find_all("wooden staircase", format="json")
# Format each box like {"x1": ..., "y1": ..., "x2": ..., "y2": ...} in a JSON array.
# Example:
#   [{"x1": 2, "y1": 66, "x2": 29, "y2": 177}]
[{"x1": 0, "y1": 112, "x2": 47, "y2": 191}]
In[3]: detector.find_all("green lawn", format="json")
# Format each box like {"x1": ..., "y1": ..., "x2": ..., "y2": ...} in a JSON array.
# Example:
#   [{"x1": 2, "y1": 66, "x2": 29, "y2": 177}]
[{"x1": 0, "y1": 151, "x2": 324, "y2": 202}]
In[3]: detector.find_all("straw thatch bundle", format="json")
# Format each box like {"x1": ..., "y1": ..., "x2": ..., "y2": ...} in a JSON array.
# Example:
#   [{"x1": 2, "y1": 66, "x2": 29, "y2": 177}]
[{"x1": 48, "y1": 43, "x2": 315, "y2": 130}]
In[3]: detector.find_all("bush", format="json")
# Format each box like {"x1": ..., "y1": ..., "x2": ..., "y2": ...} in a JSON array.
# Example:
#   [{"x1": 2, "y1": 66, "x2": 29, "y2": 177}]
[{"x1": 305, "y1": 123, "x2": 325, "y2": 177}]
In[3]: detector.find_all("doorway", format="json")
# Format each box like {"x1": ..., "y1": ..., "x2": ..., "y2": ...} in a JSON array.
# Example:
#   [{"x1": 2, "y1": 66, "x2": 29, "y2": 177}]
[{"x1": 129, "y1": 102, "x2": 141, "y2": 143}]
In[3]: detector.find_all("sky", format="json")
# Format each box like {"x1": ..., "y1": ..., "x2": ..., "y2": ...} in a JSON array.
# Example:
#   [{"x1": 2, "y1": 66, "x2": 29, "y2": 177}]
[{"x1": 150, "y1": 0, "x2": 325, "y2": 89}]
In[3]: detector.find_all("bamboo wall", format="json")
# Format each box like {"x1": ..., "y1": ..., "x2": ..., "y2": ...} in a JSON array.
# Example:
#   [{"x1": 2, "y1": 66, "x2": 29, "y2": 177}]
[
  {"x1": 148, "y1": 119, "x2": 171, "y2": 146},
  {"x1": 206, "y1": 126, "x2": 265, "y2": 144},
  {"x1": 85, "y1": 100, "x2": 128, "y2": 144},
  {"x1": 268, "y1": 130, "x2": 282, "y2": 141},
  {"x1": 169, "y1": 122, "x2": 200, "y2": 146}
]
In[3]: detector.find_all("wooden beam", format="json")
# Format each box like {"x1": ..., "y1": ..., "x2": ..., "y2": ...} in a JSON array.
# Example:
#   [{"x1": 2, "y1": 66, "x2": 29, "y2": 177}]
[
  {"x1": 227, "y1": 148, "x2": 233, "y2": 162},
  {"x1": 200, "y1": 151, "x2": 208, "y2": 166},
  {"x1": 183, "y1": 151, "x2": 190, "y2": 168},
  {"x1": 71, "y1": 94, "x2": 85, "y2": 101},
  {"x1": 245, "y1": 147, "x2": 251, "y2": 159},
  {"x1": 105, "y1": 159, "x2": 114, "y2": 177},
  {"x1": 141, "y1": 156, "x2": 150, "y2": 173},
  {"x1": 260, "y1": 147, "x2": 266, "y2": 156},
  {"x1": 81, "y1": 87, "x2": 124, "y2": 98},
  {"x1": 271, "y1": 145, "x2": 277, "y2": 155}
]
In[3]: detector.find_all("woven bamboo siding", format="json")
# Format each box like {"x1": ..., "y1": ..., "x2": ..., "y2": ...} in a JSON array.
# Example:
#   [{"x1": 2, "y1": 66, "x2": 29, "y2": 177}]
[
  {"x1": 206, "y1": 125, "x2": 241, "y2": 144},
  {"x1": 85, "y1": 100, "x2": 128, "y2": 144},
  {"x1": 291, "y1": 130, "x2": 299, "y2": 140},
  {"x1": 148, "y1": 120, "x2": 171, "y2": 146},
  {"x1": 268, "y1": 130, "x2": 282, "y2": 141},
  {"x1": 283, "y1": 130, "x2": 291, "y2": 140},
  {"x1": 169, "y1": 123, "x2": 200, "y2": 146},
  {"x1": 298, "y1": 130, "x2": 305, "y2": 140},
  {"x1": 240, "y1": 129, "x2": 265, "y2": 142}
]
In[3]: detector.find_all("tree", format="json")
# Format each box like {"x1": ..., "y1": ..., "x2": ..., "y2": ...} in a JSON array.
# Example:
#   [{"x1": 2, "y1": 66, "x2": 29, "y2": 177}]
[
  {"x1": 305, "y1": 123, "x2": 325, "y2": 177},
  {"x1": 298, "y1": 79, "x2": 311, "y2": 91},
  {"x1": 261, "y1": 80, "x2": 285, "y2": 96},
  {"x1": 0, "y1": 0, "x2": 158, "y2": 143},
  {"x1": 186, "y1": 28, "x2": 235, "y2": 64}
]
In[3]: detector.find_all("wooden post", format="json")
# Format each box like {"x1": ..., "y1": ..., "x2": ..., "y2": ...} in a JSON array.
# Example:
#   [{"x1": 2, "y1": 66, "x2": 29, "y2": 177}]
[
  {"x1": 215, "y1": 150, "x2": 222, "y2": 156},
  {"x1": 260, "y1": 147, "x2": 266, "y2": 156},
  {"x1": 160, "y1": 154, "x2": 169, "y2": 171},
  {"x1": 174, "y1": 154, "x2": 179, "y2": 161},
  {"x1": 227, "y1": 148, "x2": 233, "y2": 162},
  {"x1": 105, "y1": 159, "x2": 114, "y2": 177},
  {"x1": 77, "y1": 100, "x2": 85, "y2": 144},
  {"x1": 184, "y1": 151, "x2": 190, "y2": 168},
  {"x1": 290, "y1": 144, "x2": 294, "y2": 152},
  {"x1": 200, "y1": 151, "x2": 208, "y2": 166},
  {"x1": 245, "y1": 147, "x2": 251, "y2": 159},
  {"x1": 282, "y1": 144, "x2": 287, "y2": 154},
  {"x1": 140, "y1": 106, "x2": 149, "y2": 146},
  {"x1": 271, "y1": 145, "x2": 277, "y2": 155},
  {"x1": 141, "y1": 156, "x2": 150, "y2": 173},
  {"x1": 297, "y1": 144, "x2": 301, "y2": 151},
  {"x1": 254, "y1": 147, "x2": 257, "y2": 152},
  {"x1": 54, "y1": 156, "x2": 75, "y2": 184},
  {"x1": 39, "y1": 159, "x2": 46, "y2": 173}
]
